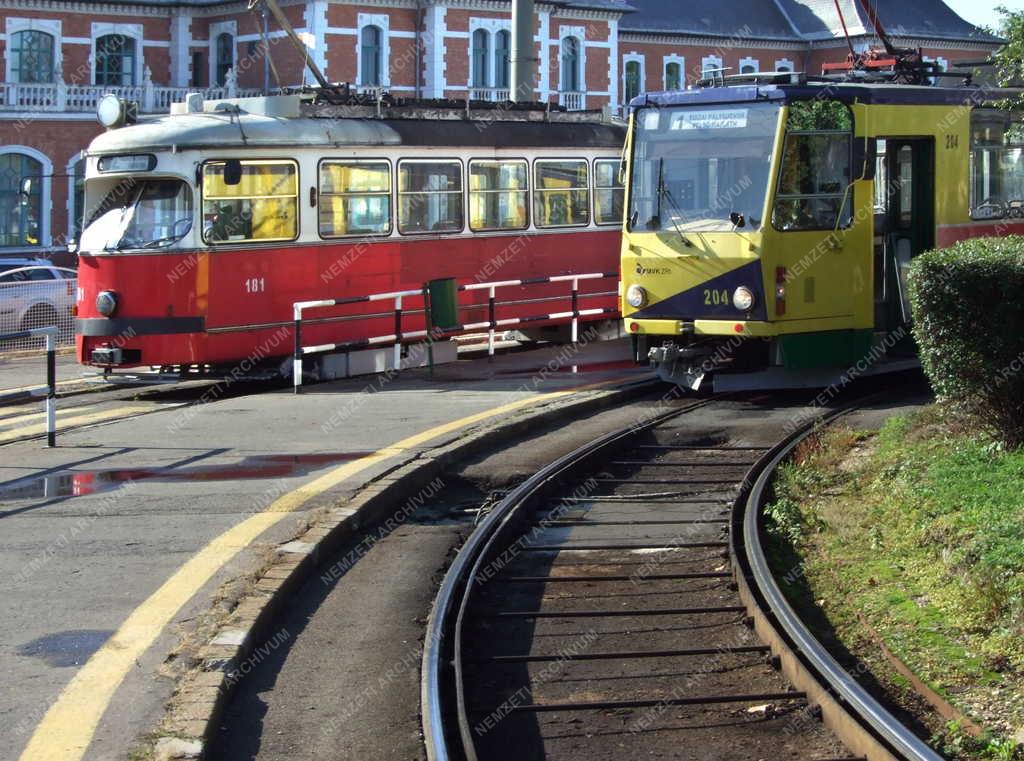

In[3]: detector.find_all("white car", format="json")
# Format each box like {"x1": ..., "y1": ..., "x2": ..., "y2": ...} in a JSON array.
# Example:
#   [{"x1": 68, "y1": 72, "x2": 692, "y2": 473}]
[{"x1": 0, "y1": 258, "x2": 76, "y2": 338}]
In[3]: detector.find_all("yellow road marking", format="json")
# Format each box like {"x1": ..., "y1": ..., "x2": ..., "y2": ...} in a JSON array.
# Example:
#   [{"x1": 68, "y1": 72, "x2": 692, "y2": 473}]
[
  {"x1": 0, "y1": 404, "x2": 158, "y2": 445},
  {"x1": 0, "y1": 403, "x2": 95, "y2": 426},
  {"x1": 16, "y1": 377, "x2": 631, "y2": 761}
]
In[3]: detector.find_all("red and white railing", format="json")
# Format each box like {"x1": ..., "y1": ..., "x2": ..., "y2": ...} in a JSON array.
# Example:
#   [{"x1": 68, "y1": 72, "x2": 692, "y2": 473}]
[{"x1": 291, "y1": 272, "x2": 618, "y2": 392}]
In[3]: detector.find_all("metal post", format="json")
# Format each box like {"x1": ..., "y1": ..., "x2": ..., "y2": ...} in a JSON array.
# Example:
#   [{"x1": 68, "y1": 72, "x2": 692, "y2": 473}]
[
  {"x1": 487, "y1": 285, "x2": 496, "y2": 361},
  {"x1": 511, "y1": 0, "x2": 536, "y2": 102},
  {"x1": 45, "y1": 329, "x2": 56, "y2": 448},
  {"x1": 393, "y1": 294, "x2": 403, "y2": 372},
  {"x1": 293, "y1": 305, "x2": 303, "y2": 394}
]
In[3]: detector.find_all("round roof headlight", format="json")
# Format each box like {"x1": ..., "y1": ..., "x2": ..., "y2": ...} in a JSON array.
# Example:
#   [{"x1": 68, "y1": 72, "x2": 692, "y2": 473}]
[
  {"x1": 733, "y1": 286, "x2": 755, "y2": 312},
  {"x1": 96, "y1": 290, "x2": 118, "y2": 317},
  {"x1": 626, "y1": 284, "x2": 648, "y2": 309},
  {"x1": 97, "y1": 94, "x2": 125, "y2": 129}
]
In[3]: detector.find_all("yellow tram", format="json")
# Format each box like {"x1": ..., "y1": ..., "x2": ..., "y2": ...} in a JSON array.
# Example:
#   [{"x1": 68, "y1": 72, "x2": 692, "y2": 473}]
[{"x1": 619, "y1": 78, "x2": 1024, "y2": 389}]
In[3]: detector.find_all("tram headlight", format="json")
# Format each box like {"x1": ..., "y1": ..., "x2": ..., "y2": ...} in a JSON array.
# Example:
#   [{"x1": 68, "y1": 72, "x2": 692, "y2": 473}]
[
  {"x1": 96, "y1": 290, "x2": 118, "y2": 317},
  {"x1": 732, "y1": 286, "x2": 755, "y2": 312},
  {"x1": 626, "y1": 285, "x2": 648, "y2": 309},
  {"x1": 97, "y1": 94, "x2": 138, "y2": 129}
]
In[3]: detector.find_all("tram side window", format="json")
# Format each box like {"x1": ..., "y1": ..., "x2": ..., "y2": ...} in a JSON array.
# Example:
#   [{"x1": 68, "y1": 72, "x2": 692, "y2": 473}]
[
  {"x1": 534, "y1": 159, "x2": 589, "y2": 227},
  {"x1": 397, "y1": 160, "x2": 463, "y2": 234},
  {"x1": 772, "y1": 100, "x2": 853, "y2": 231},
  {"x1": 970, "y1": 109, "x2": 1024, "y2": 220},
  {"x1": 469, "y1": 160, "x2": 528, "y2": 231},
  {"x1": 594, "y1": 159, "x2": 625, "y2": 225},
  {"x1": 319, "y1": 161, "x2": 391, "y2": 237},
  {"x1": 202, "y1": 160, "x2": 298, "y2": 243}
]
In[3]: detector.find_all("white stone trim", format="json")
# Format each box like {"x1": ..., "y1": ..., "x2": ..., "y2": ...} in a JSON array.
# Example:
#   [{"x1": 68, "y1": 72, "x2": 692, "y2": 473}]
[
  {"x1": 0, "y1": 144, "x2": 53, "y2": 248},
  {"x1": 662, "y1": 53, "x2": 684, "y2": 89},
  {"x1": 622, "y1": 51, "x2": 643, "y2": 104},
  {"x1": 208, "y1": 20, "x2": 236, "y2": 87},
  {"x1": 738, "y1": 56, "x2": 759, "y2": 73},
  {"x1": 423, "y1": 5, "x2": 446, "y2": 98},
  {"x1": 538, "y1": 11, "x2": 551, "y2": 99},
  {"x1": 606, "y1": 17, "x2": 618, "y2": 109},
  {"x1": 469, "y1": 16, "x2": 510, "y2": 89},
  {"x1": 357, "y1": 12, "x2": 390, "y2": 87},
  {"x1": 701, "y1": 54, "x2": 723, "y2": 75},
  {"x1": 65, "y1": 149, "x2": 86, "y2": 243},
  {"x1": 303, "y1": 0, "x2": 329, "y2": 82},
  {"x1": 558, "y1": 24, "x2": 586, "y2": 93},
  {"x1": 91, "y1": 22, "x2": 144, "y2": 86},
  {"x1": 775, "y1": 57, "x2": 794, "y2": 72},
  {"x1": 169, "y1": 10, "x2": 191, "y2": 88},
  {"x1": 5, "y1": 17, "x2": 62, "y2": 83}
]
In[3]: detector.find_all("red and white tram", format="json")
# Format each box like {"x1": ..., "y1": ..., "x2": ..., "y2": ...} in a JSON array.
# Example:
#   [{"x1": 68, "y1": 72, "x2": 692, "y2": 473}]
[{"x1": 74, "y1": 93, "x2": 626, "y2": 374}]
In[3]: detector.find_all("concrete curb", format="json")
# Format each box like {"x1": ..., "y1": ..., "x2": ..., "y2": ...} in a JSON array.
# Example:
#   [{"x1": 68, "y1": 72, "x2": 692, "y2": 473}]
[{"x1": 153, "y1": 376, "x2": 661, "y2": 758}]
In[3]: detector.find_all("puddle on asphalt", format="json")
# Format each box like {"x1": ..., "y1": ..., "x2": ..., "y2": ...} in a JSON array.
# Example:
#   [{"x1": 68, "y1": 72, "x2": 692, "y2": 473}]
[
  {"x1": 18, "y1": 629, "x2": 114, "y2": 667},
  {"x1": 0, "y1": 452, "x2": 373, "y2": 501}
]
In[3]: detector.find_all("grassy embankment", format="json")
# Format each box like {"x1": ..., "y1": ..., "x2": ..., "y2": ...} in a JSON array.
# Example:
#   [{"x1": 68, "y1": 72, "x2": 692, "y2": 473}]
[{"x1": 764, "y1": 406, "x2": 1024, "y2": 760}]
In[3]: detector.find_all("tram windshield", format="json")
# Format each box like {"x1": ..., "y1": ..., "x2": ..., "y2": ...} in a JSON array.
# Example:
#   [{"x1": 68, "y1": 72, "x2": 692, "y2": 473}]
[
  {"x1": 79, "y1": 179, "x2": 193, "y2": 251},
  {"x1": 628, "y1": 102, "x2": 781, "y2": 233}
]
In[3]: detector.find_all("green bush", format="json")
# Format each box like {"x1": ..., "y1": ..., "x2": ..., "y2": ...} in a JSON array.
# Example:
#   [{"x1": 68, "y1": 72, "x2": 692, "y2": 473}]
[{"x1": 908, "y1": 236, "x2": 1024, "y2": 448}]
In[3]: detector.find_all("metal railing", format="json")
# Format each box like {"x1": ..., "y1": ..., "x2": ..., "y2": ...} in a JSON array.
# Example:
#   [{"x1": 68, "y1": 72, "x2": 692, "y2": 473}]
[
  {"x1": 291, "y1": 272, "x2": 617, "y2": 392},
  {"x1": 0, "y1": 266, "x2": 76, "y2": 352},
  {"x1": 0, "y1": 326, "x2": 58, "y2": 446}
]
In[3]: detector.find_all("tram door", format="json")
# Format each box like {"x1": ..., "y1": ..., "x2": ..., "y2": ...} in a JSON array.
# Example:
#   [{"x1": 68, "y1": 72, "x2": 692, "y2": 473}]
[{"x1": 873, "y1": 138, "x2": 935, "y2": 332}]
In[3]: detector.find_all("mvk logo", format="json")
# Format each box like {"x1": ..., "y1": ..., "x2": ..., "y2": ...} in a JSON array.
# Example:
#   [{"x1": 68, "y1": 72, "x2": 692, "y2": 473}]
[{"x1": 635, "y1": 264, "x2": 671, "y2": 276}]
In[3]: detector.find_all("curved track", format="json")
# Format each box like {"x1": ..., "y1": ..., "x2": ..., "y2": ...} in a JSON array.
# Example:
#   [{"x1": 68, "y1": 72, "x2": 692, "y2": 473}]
[{"x1": 423, "y1": 392, "x2": 943, "y2": 761}]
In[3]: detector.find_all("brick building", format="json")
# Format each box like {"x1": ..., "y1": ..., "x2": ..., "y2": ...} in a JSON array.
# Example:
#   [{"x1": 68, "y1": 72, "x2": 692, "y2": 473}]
[{"x1": 0, "y1": 0, "x2": 1000, "y2": 259}]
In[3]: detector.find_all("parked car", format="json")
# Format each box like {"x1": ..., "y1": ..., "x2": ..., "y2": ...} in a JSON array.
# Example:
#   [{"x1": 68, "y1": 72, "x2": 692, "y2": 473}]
[{"x1": 0, "y1": 258, "x2": 76, "y2": 339}]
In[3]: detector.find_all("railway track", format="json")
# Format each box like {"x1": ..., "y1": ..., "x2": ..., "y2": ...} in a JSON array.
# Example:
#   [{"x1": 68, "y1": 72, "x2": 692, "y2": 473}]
[{"x1": 423, "y1": 393, "x2": 944, "y2": 761}]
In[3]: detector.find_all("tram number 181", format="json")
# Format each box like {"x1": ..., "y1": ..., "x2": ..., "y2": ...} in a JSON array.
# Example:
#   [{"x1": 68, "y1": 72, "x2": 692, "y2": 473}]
[
  {"x1": 704, "y1": 288, "x2": 729, "y2": 306},
  {"x1": 245, "y1": 277, "x2": 266, "y2": 294}
]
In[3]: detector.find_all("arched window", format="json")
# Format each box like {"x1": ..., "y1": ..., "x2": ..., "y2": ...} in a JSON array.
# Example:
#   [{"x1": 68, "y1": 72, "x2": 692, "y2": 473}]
[
  {"x1": 624, "y1": 60, "x2": 641, "y2": 103},
  {"x1": 471, "y1": 29, "x2": 490, "y2": 88},
  {"x1": 665, "y1": 62, "x2": 681, "y2": 90},
  {"x1": 560, "y1": 36, "x2": 580, "y2": 92},
  {"x1": 11, "y1": 30, "x2": 55, "y2": 84},
  {"x1": 0, "y1": 153, "x2": 44, "y2": 248},
  {"x1": 360, "y1": 25, "x2": 383, "y2": 86},
  {"x1": 740, "y1": 59, "x2": 759, "y2": 74},
  {"x1": 495, "y1": 30, "x2": 511, "y2": 90},
  {"x1": 96, "y1": 34, "x2": 136, "y2": 86},
  {"x1": 215, "y1": 32, "x2": 234, "y2": 87}
]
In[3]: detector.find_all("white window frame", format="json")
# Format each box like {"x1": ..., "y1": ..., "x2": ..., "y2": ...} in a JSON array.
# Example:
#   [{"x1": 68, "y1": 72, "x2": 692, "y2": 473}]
[
  {"x1": 91, "y1": 22, "x2": 144, "y2": 87},
  {"x1": 738, "y1": 56, "x2": 760, "y2": 74},
  {"x1": 622, "y1": 52, "x2": 644, "y2": 105},
  {"x1": 5, "y1": 18, "x2": 62, "y2": 83},
  {"x1": 208, "y1": 20, "x2": 236, "y2": 88},
  {"x1": 0, "y1": 145, "x2": 53, "y2": 249},
  {"x1": 775, "y1": 57, "x2": 795, "y2": 72},
  {"x1": 662, "y1": 54, "x2": 684, "y2": 90},
  {"x1": 558, "y1": 25, "x2": 587, "y2": 94},
  {"x1": 469, "y1": 17, "x2": 510, "y2": 90},
  {"x1": 357, "y1": 13, "x2": 391, "y2": 88},
  {"x1": 701, "y1": 54, "x2": 723, "y2": 77}
]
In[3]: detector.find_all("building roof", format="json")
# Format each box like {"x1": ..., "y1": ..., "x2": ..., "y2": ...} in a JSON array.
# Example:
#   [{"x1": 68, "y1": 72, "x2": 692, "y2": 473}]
[
  {"x1": 771, "y1": 0, "x2": 1002, "y2": 43},
  {"x1": 620, "y1": 0, "x2": 801, "y2": 40}
]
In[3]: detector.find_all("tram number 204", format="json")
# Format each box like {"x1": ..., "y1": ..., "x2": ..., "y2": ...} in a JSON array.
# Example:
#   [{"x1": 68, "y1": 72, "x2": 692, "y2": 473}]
[
  {"x1": 244, "y1": 277, "x2": 266, "y2": 294},
  {"x1": 704, "y1": 288, "x2": 729, "y2": 306}
]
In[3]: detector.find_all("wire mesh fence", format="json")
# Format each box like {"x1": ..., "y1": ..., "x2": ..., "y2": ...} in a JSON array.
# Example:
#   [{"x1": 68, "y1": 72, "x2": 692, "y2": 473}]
[{"x1": 0, "y1": 265, "x2": 77, "y2": 353}]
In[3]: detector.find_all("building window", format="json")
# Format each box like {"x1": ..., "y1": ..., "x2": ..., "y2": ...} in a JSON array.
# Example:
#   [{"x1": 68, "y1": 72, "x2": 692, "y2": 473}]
[
  {"x1": 192, "y1": 52, "x2": 206, "y2": 87},
  {"x1": 495, "y1": 30, "x2": 511, "y2": 90},
  {"x1": 469, "y1": 159, "x2": 528, "y2": 231},
  {"x1": 360, "y1": 25, "x2": 383, "y2": 86},
  {"x1": 534, "y1": 159, "x2": 589, "y2": 227},
  {"x1": 0, "y1": 152, "x2": 43, "y2": 248},
  {"x1": 202, "y1": 160, "x2": 298, "y2": 243},
  {"x1": 319, "y1": 160, "x2": 392, "y2": 237},
  {"x1": 95, "y1": 34, "x2": 136, "y2": 86},
  {"x1": 776, "y1": 58, "x2": 794, "y2": 72},
  {"x1": 472, "y1": 29, "x2": 490, "y2": 88},
  {"x1": 397, "y1": 160, "x2": 463, "y2": 234},
  {"x1": 560, "y1": 37, "x2": 581, "y2": 92},
  {"x1": 624, "y1": 60, "x2": 641, "y2": 103},
  {"x1": 701, "y1": 55, "x2": 723, "y2": 78},
  {"x1": 665, "y1": 61, "x2": 681, "y2": 90},
  {"x1": 215, "y1": 32, "x2": 234, "y2": 87},
  {"x1": 11, "y1": 30, "x2": 55, "y2": 84},
  {"x1": 740, "y1": 58, "x2": 759, "y2": 74}
]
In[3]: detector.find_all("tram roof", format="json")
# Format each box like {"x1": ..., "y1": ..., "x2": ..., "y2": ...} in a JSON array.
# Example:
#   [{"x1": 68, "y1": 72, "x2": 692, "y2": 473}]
[
  {"x1": 88, "y1": 108, "x2": 626, "y2": 154},
  {"x1": 630, "y1": 82, "x2": 1022, "y2": 109}
]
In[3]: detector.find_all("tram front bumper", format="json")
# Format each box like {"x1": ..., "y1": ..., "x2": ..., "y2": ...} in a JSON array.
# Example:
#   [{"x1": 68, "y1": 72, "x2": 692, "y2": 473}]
[{"x1": 625, "y1": 318, "x2": 776, "y2": 337}]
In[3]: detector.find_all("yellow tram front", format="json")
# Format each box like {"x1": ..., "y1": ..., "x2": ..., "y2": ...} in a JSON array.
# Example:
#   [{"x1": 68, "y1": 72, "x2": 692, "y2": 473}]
[{"x1": 621, "y1": 81, "x2": 1024, "y2": 390}]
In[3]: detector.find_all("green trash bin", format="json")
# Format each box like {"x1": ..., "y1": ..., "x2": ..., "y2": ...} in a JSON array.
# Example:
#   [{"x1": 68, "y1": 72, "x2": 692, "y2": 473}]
[{"x1": 426, "y1": 278, "x2": 460, "y2": 332}]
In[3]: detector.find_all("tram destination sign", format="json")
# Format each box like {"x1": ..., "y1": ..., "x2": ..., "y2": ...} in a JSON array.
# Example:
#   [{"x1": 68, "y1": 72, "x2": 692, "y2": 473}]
[{"x1": 670, "y1": 109, "x2": 749, "y2": 130}]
